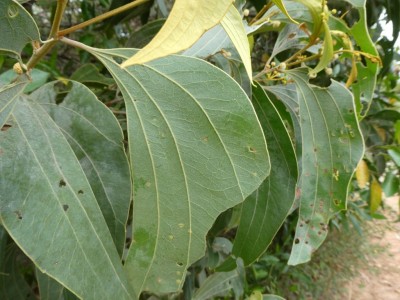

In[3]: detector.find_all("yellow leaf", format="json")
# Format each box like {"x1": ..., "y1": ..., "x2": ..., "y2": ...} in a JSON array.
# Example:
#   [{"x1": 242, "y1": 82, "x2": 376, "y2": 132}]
[
  {"x1": 221, "y1": 5, "x2": 252, "y2": 79},
  {"x1": 356, "y1": 159, "x2": 369, "y2": 189},
  {"x1": 370, "y1": 177, "x2": 382, "y2": 213},
  {"x1": 121, "y1": 0, "x2": 233, "y2": 67}
]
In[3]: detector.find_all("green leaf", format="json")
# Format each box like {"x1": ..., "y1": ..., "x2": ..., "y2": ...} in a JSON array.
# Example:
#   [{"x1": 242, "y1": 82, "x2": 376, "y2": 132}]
[
  {"x1": 0, "y1": 69, "x2": 50, "y2": 93},
  {"x1": 382, "y1": 172, "x2": 400, "y2": 197},
  {"x1": 126, "y1": 19, "x2": 166, "y2": 49},
  {"x1": 121, "y1": 0, "x2": 233, "y2": 66},
  {"x1": 388, "y1": 147, "x2": 400, "y2": 166},
  {"x1": 286, "y1": 68, "x2": 364, "y2": 265},
  {"x1": 80, "y1": 46, "x2": 269, "y2": 295},
  {"x1": 36, "y1": 268, "x2": 65, "y2": 300},
  {"x1": 221, "y1": 5, "x2": 252, "y2": 79},
  {"x1": 0, "y1": 98, "x2": 135, "y2": 299},
  {"x1": 31, "y1": 81, "x2": 132, "y2": 255},
  {"x1": 271, "y1": 0, "x2": 299, "y2": 24},
  {"x1": 0, "y1": 79, "x2": 28, "y2": 128},
  {"x1": 70, "y1": 64, "x2": 115, "y2": 86},
  {"x1": 230, "y1": 83, "x2": 297, "y2": 265},
  {"x1": 331, "y1": 0, "x2": 380, "y2": 111},
  {"x1": 193, "y1": 260, "x2": 245, "y2": 300},
  {"x1": 0, "y1": 0, "x2": 40, "y2": 58}
]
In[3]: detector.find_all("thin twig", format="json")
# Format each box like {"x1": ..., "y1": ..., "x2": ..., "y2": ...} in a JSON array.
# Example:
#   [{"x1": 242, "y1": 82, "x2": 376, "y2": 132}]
[{"x1": 58, "y1": 0, "x2": 150, "y2": 37}]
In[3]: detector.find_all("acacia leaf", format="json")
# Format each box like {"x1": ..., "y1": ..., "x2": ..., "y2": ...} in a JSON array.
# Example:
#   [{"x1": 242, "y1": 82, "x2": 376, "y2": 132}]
[
  {"x1": 0, "y1": 98, "x2": 135, "y2": 299},
  {"x1": 121, "y1": 0, "x2": 233, "y2": 67},
  {"x1": 286, "y1": 69, "x2": 364, "y2": 265},
  {"x1": 82, "y1": 46, "x2": 270, "y2": 295}
]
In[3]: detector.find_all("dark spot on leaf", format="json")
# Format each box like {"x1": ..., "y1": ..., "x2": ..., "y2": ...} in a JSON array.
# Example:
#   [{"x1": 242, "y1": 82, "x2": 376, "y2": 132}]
[
  {"x1": 333, "y1": 199, "x2": 341, "y2": 206},
  {"x1": 59, "y1": 179, "x2": 66, "y2": 187},
  {"x1": 295, "y1": 238, "x2": 300, "y2": 244},
  {"x1": 348, "y1": 109, "x2": 354, "y2": 114},
  {"x1": 288, "y1": 32, "x2": 297, "y2": 39},
  {"x1": 78, "y1": 190, "x2": 84, "y2": 194},
  {"x1": 305, "y1": 220, "x2": 310, "y2": 224},
  {"x1": 63, "y1": 204, "x2": 69, "y2": 212},
  {"x1": 177, "y1": 262, "x2": 184, "y2": 267},
  {"x1": 305, "y1": 241, "x2": 309, "y2": 244},
  {"x1": 1, "y1": 124, "x2": 12, "y2": 131},
  {"x1": 14, "y1": 210, "x2": 22, "y2": 220},
  {"x1": 318, "y1": 231, "x2": 322, "y2": 235}
]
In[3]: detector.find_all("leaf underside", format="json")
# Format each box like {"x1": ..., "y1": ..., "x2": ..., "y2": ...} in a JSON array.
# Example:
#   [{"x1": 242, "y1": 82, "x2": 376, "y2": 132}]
[
  {"x1": 0, "y1": 97, "x2": 135, "y2": 299},
  {"x1": 87, "y1": 47, "x2": 270, "y2": 295},
  {"x1": 31, "y1": 81, "x2": 132, "y2": 256},
  {"x1": 286, "y1": 69, "x2": 364, "y2": 265},
  {"x1": 230, "y1": 83, "x2": 298, "y2": 265},
  {"x1": 0, "y1": 0, "x2": 40, "y2": 57}
]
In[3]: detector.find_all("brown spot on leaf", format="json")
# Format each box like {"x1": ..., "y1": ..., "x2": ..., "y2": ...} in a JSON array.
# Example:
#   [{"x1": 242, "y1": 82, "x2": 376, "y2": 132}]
[
  {"x1": 63, "y1": 204, "x2": 69, "y2": 212},
  {"x1": 1, "y1": 124, "x2": 12, "y2": 131}
]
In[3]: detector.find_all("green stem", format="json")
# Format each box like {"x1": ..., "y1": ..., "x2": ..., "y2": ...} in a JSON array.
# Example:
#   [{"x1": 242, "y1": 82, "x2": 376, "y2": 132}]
[
  {"x1": 49, "y1": 0, "x2": 68, "y2": 38},
  {"x1": 58, "y1": 0, "x2": 150, "y2": 37},
  {"x1": 26, "y1": 0, "x2": 68, "y2": 70},
  {"x1": 26, "y1": 40, "x2": 57, "y2": 70}
]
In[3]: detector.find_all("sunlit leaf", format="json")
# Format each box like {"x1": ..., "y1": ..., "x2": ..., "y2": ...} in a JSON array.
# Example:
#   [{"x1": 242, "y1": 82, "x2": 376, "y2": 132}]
[
  {"x1": 355, "y1": 159, "x2": 369, "y2": 189},
  {"x1": 370, "y1": 177, "x2": 382, "y2": 213},
  {"x1": 121, "y1": 0, "x2": 233, "y2": 67},
  {"x1": 31, "y1": 81, "x2": 132, "y2": 255},
  {"x1": 76, "y1": 44, "x2": 269, "y2": 295},
  {"x1": 0, "y1": 98, "x2": 135, "y2": 299},
  {"x1": 221, "y1": 5, "x2": 252, "y2": 79},
  {"x1": 285, "y1": 68, "x2": 364, "y2": 265},
  {"x1": 0, "y1": 0, "x2": 40, "y2": 58}
]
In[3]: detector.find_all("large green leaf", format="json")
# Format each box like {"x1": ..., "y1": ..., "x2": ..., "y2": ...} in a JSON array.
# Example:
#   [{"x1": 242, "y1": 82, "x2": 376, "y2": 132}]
[
  {"x1": 286, "y1": 69, "x2": 364, "y2": 265},
  {"x1": 0, "y1": 0, "x2": 40, "y2": 58},
  {"x1": 230, "y1": 83, "x2": 297, "y2": 265},
  {"x1": 72, "y1": 44, "x2": 270, "y2": 295},
  {"x1": 31, "y1": 81, "x2": 132, "y2": 255},
  {"x1": 0, "y1": 98, "x2": 135, "y2": 299},
  {"x1": 0, "y1": 79, "x2": 28, "y2": 128}
]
